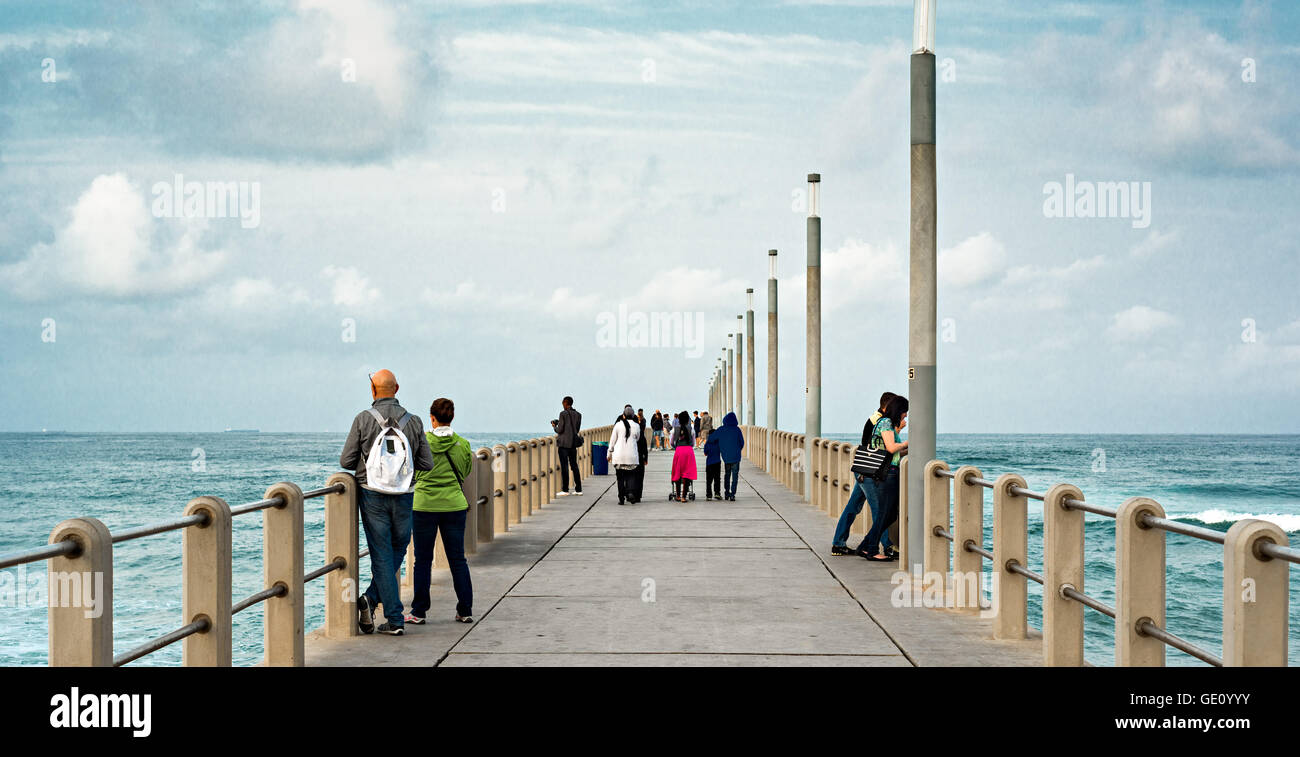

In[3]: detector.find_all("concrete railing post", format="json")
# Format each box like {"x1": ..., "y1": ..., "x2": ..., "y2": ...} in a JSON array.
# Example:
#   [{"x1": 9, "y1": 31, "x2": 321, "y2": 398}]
[
  {"x1": 47, "y1": 517, "x2": 113, "y2": 667},
  {"x1": 476, "y1": 448, "x2": 494, "y2": 543},
  {"x1": 492, "y1": 445, "x2": 509, "y2": 534},
  {"x1": 528, "y1": 439, "x2": 540, "y2": 514},
  {"x1": 795, "y1": 434, "x2": 806, "y2": 498},
  {"x1": 1043, "y1": 483, "x2": 1085, "y2": 666},
  {"x1": 1222, "y1": 519, "x2": 1290, "y2": 666},
  {"x1": 324, "y1": 472, "x2": 358, "y2": 640},
  {"x1": 461, "y1": 453, "x2": 479, "y2": 555},
  {"x1": 922, "y1": 460, "x2": 950, "y2": 598},
  {"x1": 992, "y1": 473, "x2": 1028, "y2": 640},
  {"x1": 897, "y1": 457, "x2": 910, "y2": 568},
  {"x1": 521, "y1": 440, "x2": 534, "y2": 518},
  {"x1": 262, "y1": 481, "x2": 304, "y2": 667},
  {"x1": 840, "y1": 444, "x2": 853, "y2": 517},
  {"x1": 1116, "y1": 496, "x2": 1166, "y2": 667},
  {"x1": 182, "y1": 496, "x2": 232, "y2": 666},
  {"x1": 506, "y1": 442, "x2": 522, "y2": 524},
  {"x1": 952, "y1": 466, "x2": 984, "y2": 613},
  {"x1": 810, "y1": 439, "x2": 821, "y2": 510}
]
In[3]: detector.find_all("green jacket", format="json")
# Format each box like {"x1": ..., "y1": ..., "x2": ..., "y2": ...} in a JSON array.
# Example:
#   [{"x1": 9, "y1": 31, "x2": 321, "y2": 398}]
[{"x1": 413, "y1": 430, "x2": 472, "y2": 512}]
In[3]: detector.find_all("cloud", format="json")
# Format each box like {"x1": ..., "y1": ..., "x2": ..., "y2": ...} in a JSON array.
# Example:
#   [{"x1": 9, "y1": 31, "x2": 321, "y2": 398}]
[
  {"x1": 0, "y1": 173, "x2": 226, "y2": 299},
  {"x1": 322, "y1": 265, "x2": 380, "y2": 308},
  {"x1": 1131, "y1": 228, "x2": 1181, "y2": 257},
  {"x1": 971, "y1": 255, "x2": 1105, "y2": 313},
  {"x1": 939, "y1": 231, "x2": 1006, "y2": 288},
  {"x1": 1108, "y1": 305, "x2": 1178, "y2": 342}
]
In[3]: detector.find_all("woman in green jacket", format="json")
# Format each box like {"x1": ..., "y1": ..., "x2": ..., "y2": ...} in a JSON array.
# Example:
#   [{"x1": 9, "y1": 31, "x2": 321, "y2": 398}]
[{"x1": 407, "y1": 397, "x2": 474, "y2": 624}]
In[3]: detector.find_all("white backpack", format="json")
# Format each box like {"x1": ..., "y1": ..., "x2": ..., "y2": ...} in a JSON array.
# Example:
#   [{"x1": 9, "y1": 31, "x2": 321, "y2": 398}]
[{"x1": 363, "y1": 409, "x2": 415, "y2": 493}]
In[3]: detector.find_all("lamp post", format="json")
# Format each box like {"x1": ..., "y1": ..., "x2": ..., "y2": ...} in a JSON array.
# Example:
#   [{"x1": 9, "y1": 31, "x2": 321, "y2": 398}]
[
  {"x1": 736, "y1": 314, "x2": 744, "y2": 426},
  {"x1": 907, "y1": 0, "x2": 938, "y2": 569},
  {"x1": 767, "y1": 250, "x2": 778, "y2": 431},
  {"x1": 745, "y1": 290, "x2": 756, "y2": 427},
  {"x1": 727, "y1": 338, "x2": 734, "y2": 415},
  {"x1": 805, "y1": 173, "x2": 821, "y2": 503}
]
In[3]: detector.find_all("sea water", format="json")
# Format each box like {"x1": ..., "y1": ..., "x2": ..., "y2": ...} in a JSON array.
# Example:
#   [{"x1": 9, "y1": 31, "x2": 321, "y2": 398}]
[{"x1": 1, "y1": 432, "x2": 1297, "y2": 666}]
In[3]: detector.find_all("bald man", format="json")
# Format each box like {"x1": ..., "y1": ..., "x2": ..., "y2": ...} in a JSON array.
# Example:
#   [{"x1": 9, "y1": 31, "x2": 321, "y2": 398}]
[{"x1": 339, "y1": 369, "x2": 433, "y2": 635}]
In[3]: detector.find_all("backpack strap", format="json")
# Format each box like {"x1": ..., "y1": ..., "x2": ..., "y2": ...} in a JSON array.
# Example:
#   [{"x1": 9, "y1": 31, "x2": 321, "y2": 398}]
[
  {"x1": 367, "y1": 407, "x2": 386, "y2": 427},
  {"x1": 442, "y1": 449, "x2": 465, "y2": 487}
]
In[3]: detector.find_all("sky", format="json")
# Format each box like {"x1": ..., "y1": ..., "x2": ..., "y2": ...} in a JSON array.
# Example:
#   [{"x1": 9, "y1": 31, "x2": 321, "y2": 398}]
[{"x1": 0, "y1": 0, "x2": 1298, "y2": 434}]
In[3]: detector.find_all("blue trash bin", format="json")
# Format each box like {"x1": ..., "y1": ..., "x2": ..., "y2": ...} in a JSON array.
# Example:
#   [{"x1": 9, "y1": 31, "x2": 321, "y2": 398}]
[{"x1": 591, "y1": 442, "x2": 609, "y2": 475}]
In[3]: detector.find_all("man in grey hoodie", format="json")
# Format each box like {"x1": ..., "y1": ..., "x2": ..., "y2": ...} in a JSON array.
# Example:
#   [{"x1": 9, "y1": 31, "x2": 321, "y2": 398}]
[
  {"x1": 697, "y1": 411, "x2": 715, "y2": 449},
  {"x1": 338, "y1": 369, "x2": 433, "y2": 635}
]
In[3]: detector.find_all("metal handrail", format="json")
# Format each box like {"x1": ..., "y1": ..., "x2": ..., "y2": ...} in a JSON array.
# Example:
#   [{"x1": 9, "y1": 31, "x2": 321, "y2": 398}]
[
  {"x1": 1259, "y1": 541, "x2": 1300, "y2": 565},
  {"x1": 303, "y1": 483, "x2": 344, "y2": 499},
  {"x1": 1136, "y1": 618, "x2": 1223, "y2": 667},
  {"x1": 1063, "y1": 497, "x2": 1117, "y2": 518},
  {"x1": 112, "y1": 512, "x2": 210, "y2": 544},
  {"x1": 1006, "y1": 560, "x2": 1044, "y2": 585},
  {"x1": 230, "y1": 496, "x2": 284, "y2": 517},
  {"x1": 1008, "y1": 485, "x2": 1046, "y2": 501},
  {"x1": 1138, "y1": 513, "x2": 1226, "y2": 544},
  {"x1": 304, "y1": 557, "x2": 346, "y2": 584},
  {"x1": 0, "y1": 540, "x2": 79, "y2": 570},
  {"x1": 963, "y1": 539, "x2": 993, "y2": 561},
  {"x1": 232, "y1": 583, "x2": 287, "y2": 616},
  {"x1": 1060, "y1": 584, "x2": 1115, "y2": 619},
  {"x1": 113, "y1": 617, "x2": 211, "y2": 667}
]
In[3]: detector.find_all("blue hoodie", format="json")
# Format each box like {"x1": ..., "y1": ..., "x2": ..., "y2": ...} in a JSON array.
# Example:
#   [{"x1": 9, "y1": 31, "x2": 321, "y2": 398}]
[
  {"x1": 712, "y1": 412, "x2": 745, "y2": 463},
  {"x1": 703, "y1": 436, "x2": 721, "y2": 466}
]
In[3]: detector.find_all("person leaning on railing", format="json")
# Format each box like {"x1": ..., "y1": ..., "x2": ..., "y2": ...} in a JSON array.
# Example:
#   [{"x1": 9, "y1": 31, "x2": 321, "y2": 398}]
[
  {"x1": 831, "y1": 391, "x2": 897, "y2": 557},
  {"x1": 857, "y1": 395, "x2": 908, "y2": 562}
]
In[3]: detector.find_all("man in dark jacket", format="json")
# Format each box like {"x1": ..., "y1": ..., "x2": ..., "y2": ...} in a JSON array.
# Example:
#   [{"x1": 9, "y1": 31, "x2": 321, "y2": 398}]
[
  {"x1": 338, "y1": 369, "x2": 433, "y2": 635},
  {"x1": 552, "y1": 396, "x2": 583, "y2": 496},
  {"x1": 631, "y1": 410, "x2": 648, "y2": 503},
  {"x1": 711, "y1": 411, "x2": 745, "y2": 500}
]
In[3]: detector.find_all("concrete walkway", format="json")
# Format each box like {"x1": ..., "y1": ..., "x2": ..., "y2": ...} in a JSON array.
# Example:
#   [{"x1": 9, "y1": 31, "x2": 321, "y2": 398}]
[{"x1": 306, "y1": 445, "x2": 1042, "y2": 667}]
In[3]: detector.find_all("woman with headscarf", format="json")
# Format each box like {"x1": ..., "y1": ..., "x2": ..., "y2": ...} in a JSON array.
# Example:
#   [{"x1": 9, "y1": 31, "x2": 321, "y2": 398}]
[{"x1": 607, "y1": 404, "x2": 642, "y2": 505}]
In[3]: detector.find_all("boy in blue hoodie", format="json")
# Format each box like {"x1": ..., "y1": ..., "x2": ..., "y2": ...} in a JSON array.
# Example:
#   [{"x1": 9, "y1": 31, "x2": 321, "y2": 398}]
[
  {"x1": 711, "y1": 412, "x2": 745, "y2": 501},
  {"x1": 703, "y1": 434, "x2": 722, "y2": 500}
]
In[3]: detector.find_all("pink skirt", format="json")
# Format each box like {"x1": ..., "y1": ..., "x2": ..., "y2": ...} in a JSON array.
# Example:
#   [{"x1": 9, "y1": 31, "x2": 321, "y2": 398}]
[{"x1": 671, "y1": 446, "x2": 698, "y2": 481}]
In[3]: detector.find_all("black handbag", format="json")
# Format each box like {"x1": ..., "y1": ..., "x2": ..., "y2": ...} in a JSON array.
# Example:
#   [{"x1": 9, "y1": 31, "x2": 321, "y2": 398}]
[{"x1": 850, "y1": 444, "x2": 891, "y2": 481}]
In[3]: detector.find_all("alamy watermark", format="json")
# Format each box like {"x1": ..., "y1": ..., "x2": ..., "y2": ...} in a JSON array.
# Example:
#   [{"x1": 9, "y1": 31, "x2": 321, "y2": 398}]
[
  {"x1": 0, "y1": 565, "x2": 105, "y2": 618},
  {"x1": 1042, "y1": 173, "x2": 1151, "y2": 229},
  {"x1": 595, "y1": 305, "x2": 705, "y2": 358},
  {"x1": 151, "y1": 173, "x2": 261, "y2": 229}
]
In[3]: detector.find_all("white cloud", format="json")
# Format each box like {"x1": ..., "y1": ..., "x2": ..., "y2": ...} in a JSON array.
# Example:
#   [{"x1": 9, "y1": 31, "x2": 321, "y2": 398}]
[
  {"x1": 322, "y1": 265, "x2": 381, "y2": 308},
  {"x1": 0, "y1": 174, "x2": 225, "y2": 299},
  {"x1": 971, "y1": 255, "x2": 1105, "y2": 313},
  {"x1": 939, "y1": 231, "x2": 1006, "y2": 288},
  {"x1": 1131, "y1": 228, "x2": 1180, "y2": 257},
  {"x1": 1108, "y1": 305, "x2": 1178, "y2": 342}
]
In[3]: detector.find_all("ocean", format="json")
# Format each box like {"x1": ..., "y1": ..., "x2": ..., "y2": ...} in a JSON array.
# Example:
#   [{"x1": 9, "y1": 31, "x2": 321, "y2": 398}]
[{"x1": 1, "y1": 432, "x2": 1297, "y2": 666}]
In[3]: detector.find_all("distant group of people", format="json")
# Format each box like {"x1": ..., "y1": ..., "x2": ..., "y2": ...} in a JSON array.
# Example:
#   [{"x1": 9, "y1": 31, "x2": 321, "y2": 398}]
[
  {"x1": 608, "y1": 407, "x2": 744, "y2": 503},
  {"x1": 830, "y1": 392, "x2": 909, "y2": 561},
  {"x1": 338, "y1": 370, "x2": 474, "y2": 637}
]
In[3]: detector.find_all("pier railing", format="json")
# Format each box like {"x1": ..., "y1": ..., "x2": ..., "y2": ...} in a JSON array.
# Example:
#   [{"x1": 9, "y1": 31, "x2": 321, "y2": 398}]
[
  {"x1": 0, "y1": 424, "x2": 612, "y2": 667},
  {"x1": 740, "y1": 424, "x2": 1297, "y2": 666}
]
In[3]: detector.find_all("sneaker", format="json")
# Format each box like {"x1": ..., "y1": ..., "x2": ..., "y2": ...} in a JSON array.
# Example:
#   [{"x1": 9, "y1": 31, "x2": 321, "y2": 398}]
[
  {"x1": 556, "y1": 491, "x2": 570, "y2": 497},
  {"x1": 830, "y1": 545, "x2": 854, "y2": 556},
  {"x1": 706, "y1": 495, "x2": 713, "y2": 501},
  {"x1": 574, "y1": 490, "x2": 583, "y2": 495},
  {"x1": 404, "y1": 613, "x2": 426, "y2": 625},
  {"x1": 358, "y1": 595, "x2": 375, "y2": 634},
  {"x1": 376, "y1": 622, "x2": 404, "y2": 636},
  {"x1": 455, "y1": 615, "x2": 474, "y2": 624}
]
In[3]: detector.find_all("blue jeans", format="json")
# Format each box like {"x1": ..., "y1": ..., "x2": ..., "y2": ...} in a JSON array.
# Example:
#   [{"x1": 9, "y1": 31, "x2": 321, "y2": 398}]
[
  {"x1": 832, "y1": 474, "x2": 872, "y2": 547},
  {"x1": 359, "y1": 488, "x2": 413, "y2": 627},
  {"x1": 410, "y1": 509, "x2": 473, "y2": 618},
  {"x1": 861, "y1": 468, "x2": 898, "y2": 555},
  {"x1": 724, "y1": 461, "x2": 740, "y2": 497}
]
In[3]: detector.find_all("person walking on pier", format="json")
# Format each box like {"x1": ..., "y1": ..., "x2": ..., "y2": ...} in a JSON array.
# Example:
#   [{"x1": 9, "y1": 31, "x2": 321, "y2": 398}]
[
  {"x1": 698, "y1": 410, "x2": 714, "y2": 449},
  {"x1": 552, "y1": 396, "x2": 583, "y2": 496},
  {"x1": 631, "y1": 409, "x2": 648, "y2": 503},
  {"x1": 650, "y1": 411, "x2": 664, "y2": 451},
  {"x1": 856, "y1": 395, "x2": 908, "y2": 562},
  {"x1": 693, "y1": 411, "x2": 701, "y2": 441},
  {"x1": 670, "y1": 410, "x2": 697, "y2": 501},
  {"x1": 703, "y1": 432, "x2": 722, "y2": 500},
  {"x1": 339, "y1": 369, "x2": 434, "y2": 636},
  {"x1": 407, "y1": 398, "x2": 474, "y2": 625},
  {"x1": 608, "y1": 405, "x2": 642, "y2": 505},
  {"x1": 712, "y1": 411, "x2": 745, "y2": 501},
  {"x1": 831, "y1": 392, "x2": 896, "y2": 557}
]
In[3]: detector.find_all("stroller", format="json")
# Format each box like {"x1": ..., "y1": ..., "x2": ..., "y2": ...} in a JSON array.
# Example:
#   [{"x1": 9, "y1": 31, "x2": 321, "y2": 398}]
[
  {"x1": 669, "y1": 479, "x2": 697, "y2": 501},
  {"x1": 668, "y1": 419, "x2": 698, "y2": 501}
]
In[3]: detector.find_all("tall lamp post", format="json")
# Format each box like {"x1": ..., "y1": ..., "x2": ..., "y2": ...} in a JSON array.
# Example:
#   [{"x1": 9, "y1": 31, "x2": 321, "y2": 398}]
[
  {"x1": 805, "y1": 173, "x2": 821, "y2": 503},
  {"x1": 907, "y1": 0, "x2": 937, "y2": 568}
]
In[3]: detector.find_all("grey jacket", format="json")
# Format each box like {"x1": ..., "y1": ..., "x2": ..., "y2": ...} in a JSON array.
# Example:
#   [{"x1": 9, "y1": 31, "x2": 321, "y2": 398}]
[
  {"x1": 699, "y1": 414, "x2": 715, "y2": 436},
  {"x1": 554, "y1": 407, "x2": 582, "y2": 448},
  {"x1": 339, "y1": 397, "x2": 434, "y2": 491}
]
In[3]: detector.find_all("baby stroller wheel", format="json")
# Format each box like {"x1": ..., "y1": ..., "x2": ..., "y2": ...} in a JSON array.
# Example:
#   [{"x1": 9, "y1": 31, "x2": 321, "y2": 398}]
[{"x1": 688, "y1": 491, "x2": 696, "y2": 501}]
